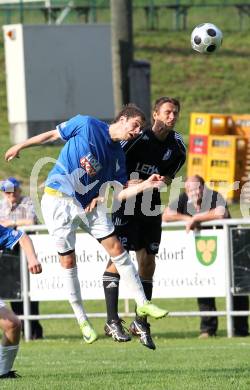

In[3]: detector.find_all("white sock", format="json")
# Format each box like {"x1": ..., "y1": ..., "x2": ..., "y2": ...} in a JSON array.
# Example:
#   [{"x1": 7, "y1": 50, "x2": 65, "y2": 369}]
[
  {"x1": 62, "y1": 266, "x2": 87, "y2": 325},
  {"x1": 111, "y1": 252, "x2": 146, "y2": 307},
  {"x1": 0, "y1": 344, "x2": 19, "y2": 376}
]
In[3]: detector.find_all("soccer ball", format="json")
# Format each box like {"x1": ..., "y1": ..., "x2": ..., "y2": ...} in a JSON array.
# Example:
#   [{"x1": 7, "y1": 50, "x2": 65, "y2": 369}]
[{"x1": 191, "y1": 23, "x2": 223, "y2": 54}]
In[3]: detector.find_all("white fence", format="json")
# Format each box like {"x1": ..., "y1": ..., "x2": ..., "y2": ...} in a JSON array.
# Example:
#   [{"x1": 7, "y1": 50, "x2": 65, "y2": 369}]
[{"x1": 18, "y1": 219, "x2": 250, "y2": 341}]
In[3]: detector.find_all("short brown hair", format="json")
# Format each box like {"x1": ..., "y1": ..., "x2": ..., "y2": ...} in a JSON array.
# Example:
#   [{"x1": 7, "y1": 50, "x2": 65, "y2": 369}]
[
  {"x1": 113, "y1": 103, "x2": 146, "y2": 125},
  {"x1": 153, "y1": 97, "x2": 181, "y2": 114}
]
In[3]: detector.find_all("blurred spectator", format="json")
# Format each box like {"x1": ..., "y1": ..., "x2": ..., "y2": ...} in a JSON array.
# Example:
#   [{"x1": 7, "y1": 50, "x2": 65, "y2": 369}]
[
  {"x1": 162, "y1": 175, "x2": 249, "y2": 338},
  {"x1": 0, "y1": 177, "x2": 43, "y2": 340}
]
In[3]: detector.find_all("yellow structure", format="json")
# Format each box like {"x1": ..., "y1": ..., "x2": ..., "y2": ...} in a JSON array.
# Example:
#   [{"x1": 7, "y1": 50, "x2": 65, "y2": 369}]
[
  {"x1": 187, "y1": 113, "x2": 249, "y2": 202},
  {"x1": 187, "y1": 154, "x2": 207, "y2": 178},
  {"x1": 206, "y1": 136, "x2": 246, "y2": 200},
  {"x1": 232, "y1": 115, "x2": 250, "y2": 137},
  {"x1": 190, "y1": 112, "x2": 232, "y2": 136},
  {"x1": 187, "y1": 134, "x2": 208, "y2": 178}
]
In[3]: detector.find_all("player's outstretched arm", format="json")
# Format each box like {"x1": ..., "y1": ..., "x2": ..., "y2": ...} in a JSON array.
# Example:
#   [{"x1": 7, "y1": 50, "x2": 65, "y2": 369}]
[
  {"x1": 117, "y1": 174, "x2": 165, "y2": 201},
  {"x1": 19, "y1": 233, "x2": 42, "y2": 274},
  {"x1": 5, "y1": 129, "x2": 60, "y2": 162}
]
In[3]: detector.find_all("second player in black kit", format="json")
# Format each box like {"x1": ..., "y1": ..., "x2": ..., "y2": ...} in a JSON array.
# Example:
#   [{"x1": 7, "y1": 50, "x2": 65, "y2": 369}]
[{"x1": 103, "y1": 97, "x2": 186, "y2": 349}]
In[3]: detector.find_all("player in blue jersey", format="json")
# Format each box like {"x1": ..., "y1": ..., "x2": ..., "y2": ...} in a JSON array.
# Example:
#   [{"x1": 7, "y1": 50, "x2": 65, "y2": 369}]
[
  {"x1": 0, "y1": 225, "x2": 42, "y2": 379},
  {"x1": 5, "y1": 104, "x2": 168, "y2": 345}
]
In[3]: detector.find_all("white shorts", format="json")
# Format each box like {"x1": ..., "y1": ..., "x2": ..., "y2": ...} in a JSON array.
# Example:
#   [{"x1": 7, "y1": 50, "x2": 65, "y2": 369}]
[
  {"x1": 0, "y1": 300, "x2": 6, "y2": 309},
  {"x1": 41, "y1": 193, "x2": 114, "y2": 253}
]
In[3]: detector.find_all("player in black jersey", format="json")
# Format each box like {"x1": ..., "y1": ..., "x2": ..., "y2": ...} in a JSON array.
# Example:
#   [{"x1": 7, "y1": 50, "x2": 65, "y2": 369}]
[{"x1": 102, "y1": 97, "x2": 186, "y2": 349}]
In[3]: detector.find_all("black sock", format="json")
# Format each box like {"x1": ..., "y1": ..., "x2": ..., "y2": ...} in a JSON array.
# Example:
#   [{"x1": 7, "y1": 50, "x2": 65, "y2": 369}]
[
  {"x1": 136, "y1": 278, "x2": 153, "y2": 323},
  {"x1": 103, "y1": 271, "x2": 120, "y2": 323},
  {"x1": 141, "y1": 279, "x2": 153, "y2": 301}
]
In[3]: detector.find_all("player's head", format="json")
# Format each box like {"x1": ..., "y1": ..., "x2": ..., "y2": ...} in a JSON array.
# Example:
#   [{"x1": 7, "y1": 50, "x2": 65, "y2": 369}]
[
  {"x1": 152, "y1": 97, "x2": 180, "y2": 130},
  {"x1": 184, "y1": 175, "x2": 205, "y2": 204},
  {"x1": 0, "y1": 177, "x2": 22, "y2": 203},
  {"x1": 113, "y1": 103, "x2": 146, "y2": 124},
  {"x1": 153, "y1": 97, "x2": 181, "y2": 114},
  {"x1": 111, "y1": 104, "x2": 146, "y2": 141}
]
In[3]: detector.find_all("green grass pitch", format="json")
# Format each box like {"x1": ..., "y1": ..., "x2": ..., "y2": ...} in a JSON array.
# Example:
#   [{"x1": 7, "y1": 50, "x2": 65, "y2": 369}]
[{"x1": 1, "y1": 299, "x2": 250, "y2": 389}]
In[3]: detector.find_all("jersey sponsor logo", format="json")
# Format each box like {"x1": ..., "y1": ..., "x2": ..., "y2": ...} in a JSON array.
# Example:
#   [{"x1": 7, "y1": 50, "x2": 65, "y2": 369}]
[
  {"x1": 162, "y1": 149, "x2": 172, "y2": 160},
  {"x1": 80, "y1": 153, "x2": 102, "y2": 176},
  {"x1": 114, "y1": 217, "x2": 128, "y2": 227},
  {"x1": 135, "y1": 162, "x2": 159, "y2": 175},
  {"x1": 11, "y1": 230, "x2": 19, "y2": 238}
]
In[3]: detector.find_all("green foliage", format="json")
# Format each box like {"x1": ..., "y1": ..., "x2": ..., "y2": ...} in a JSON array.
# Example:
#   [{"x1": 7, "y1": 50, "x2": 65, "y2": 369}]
[
  {"x1": 1, "y1": 10, "x2": 250, "y2": 213},
  {"x1": 134, "y1": 29, "x2": 250, "y2": 133},
  {"x1": 0, "y1": 14, "x2": 249, "y2": 384}
]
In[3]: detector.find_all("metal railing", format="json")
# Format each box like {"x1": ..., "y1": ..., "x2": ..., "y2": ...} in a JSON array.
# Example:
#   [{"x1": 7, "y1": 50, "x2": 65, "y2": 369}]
[{"x1": 0, "y1": 0, "x2": 249, "y2": 30}]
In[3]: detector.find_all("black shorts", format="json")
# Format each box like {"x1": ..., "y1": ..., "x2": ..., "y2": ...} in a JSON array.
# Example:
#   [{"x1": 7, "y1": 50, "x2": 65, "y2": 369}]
[{"x1": 112, "y1": 213, "x2": 162, "y2": 255}]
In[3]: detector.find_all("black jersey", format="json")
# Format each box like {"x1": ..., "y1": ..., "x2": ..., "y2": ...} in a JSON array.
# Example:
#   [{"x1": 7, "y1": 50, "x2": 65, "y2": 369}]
[
  {"x1": 169, "y1": 188, "x2": 230, "y2": 218},
  {"x1": 119, "y1": 128, "x2": 186, "y2": 216}
]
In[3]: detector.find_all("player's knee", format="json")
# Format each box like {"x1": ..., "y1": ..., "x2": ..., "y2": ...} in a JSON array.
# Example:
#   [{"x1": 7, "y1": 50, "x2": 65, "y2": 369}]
[
  {"x1": 58, "y1": 249, "x2": 75, "y2": 268},
  {"x1": 111, "y1": 239, "x2": 124, "y2": 255},
  {"x1": 8, "y1": 316, "x2": 22, "y2": 336},
  {"x1": 111, "y1": 251, "x2": 131, "y2": 266},
  {"x1": 102, "y1": 235, "x2": 124, "y2": 257}
]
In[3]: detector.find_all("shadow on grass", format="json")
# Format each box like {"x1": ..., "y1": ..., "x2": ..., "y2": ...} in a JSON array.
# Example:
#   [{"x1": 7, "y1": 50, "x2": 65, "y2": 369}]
[
  {"x1": 34, "y1": 328, "x2": 235, "y2": 341},
  {"x1": 153, "y1": 330, "x2": 199, "y2": 339},
  {"x1": 84, "y1": 367, "x2": 250, "y2": 377},
  {"x1": 41, "y1": 331, "x2": 199, "y2": 341},
  {"x1": 153, "y1": 330, "x2": 236, "y2": 339},
  {"x1": 38, "y1": 333, "x2": 128, "y2": 341},
  {"x1": 29, "y1": 366, "x2": 250, "y2": 381},
  {"x1": 39, "y1": 330, "x2": 235, "y2": 341}
]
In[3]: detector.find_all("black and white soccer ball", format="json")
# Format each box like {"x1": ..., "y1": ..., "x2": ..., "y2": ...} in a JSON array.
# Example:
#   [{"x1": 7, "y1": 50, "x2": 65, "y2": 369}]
[{"x1": 191, "y1": 23, "x2": 223, "y2": 54}]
